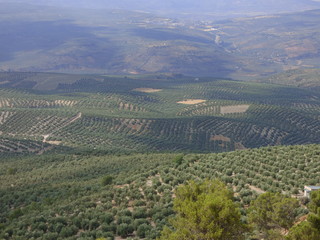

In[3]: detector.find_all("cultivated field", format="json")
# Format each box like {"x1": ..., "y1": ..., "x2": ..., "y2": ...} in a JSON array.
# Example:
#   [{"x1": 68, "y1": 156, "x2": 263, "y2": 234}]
[
  {"x1": 0, "y1": 73, "x2": 320, "y2": 155},
  {"x1": 0, "y1": 144, "x2": 319, "y2": 239}
]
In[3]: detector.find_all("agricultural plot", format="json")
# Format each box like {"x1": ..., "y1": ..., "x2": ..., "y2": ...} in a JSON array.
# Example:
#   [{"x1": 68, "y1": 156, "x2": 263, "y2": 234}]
[
  {"x1": 0, "y1": 111, "x2": 15, "y2": 125},
  {"x1": 0, "y1": 98, "x2": 78, "y2": 109},
  {"x1": 0, "y1": 72, "x2": 320, "y2": 154},
  {"x1": 0, "y1": 144, "x2": 319, "y2": 239},
  {"x1": 0, "y1": 137, "x2": 51, "y2": 154}
]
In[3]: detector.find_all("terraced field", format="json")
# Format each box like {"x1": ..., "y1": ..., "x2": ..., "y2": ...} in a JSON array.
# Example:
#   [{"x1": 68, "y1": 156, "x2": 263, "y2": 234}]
[{"x1": 0, "y1": 72, "x2": 320, "y2": 154}]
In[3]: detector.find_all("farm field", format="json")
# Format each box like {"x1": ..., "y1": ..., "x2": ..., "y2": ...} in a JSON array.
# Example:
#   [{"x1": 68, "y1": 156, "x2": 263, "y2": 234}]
[
  {"x1": 0, "y1": 144, "x2": 319, "y2": 239},
  {"x1": 0, "y1": 72, "x2": 320, "y2": 155}
]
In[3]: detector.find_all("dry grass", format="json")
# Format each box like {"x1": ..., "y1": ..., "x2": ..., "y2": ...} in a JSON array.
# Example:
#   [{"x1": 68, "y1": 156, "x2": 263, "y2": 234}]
[
  {"x1": 211, "y1": 135, "x2": 231, "y2": 142},
  {"x1": 177, "y1": 99, "x2": 206, "y2": 105},
  {"x1": 133, "y1": 88, "x2": 162, "y2": 93},
  {"x1": 220, "y1": 104, "x2": 250, "y2": 114},
  {"x1": 46, "y1": 141, "x2": 62, "y2": 145}
]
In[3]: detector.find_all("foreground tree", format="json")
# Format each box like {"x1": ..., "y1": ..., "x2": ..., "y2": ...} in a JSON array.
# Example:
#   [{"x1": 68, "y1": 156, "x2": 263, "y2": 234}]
[
  {"x1": 287, "y1": 190, "x2": 320, "y2": 240},
  {"x1": 158, "y1": 179, "x2": 247, "y2": 240},
  {"x1": 248, "y1": 192, "x2": 299, "y2": 239}
]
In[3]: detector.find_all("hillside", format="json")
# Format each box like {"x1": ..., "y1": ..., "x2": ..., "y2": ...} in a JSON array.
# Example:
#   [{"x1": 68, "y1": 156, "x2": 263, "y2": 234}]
[
  {"x1": 1, "y1": 144, "x2": 319, "y2": 239},
  {"x1": 0, "y1": 72, "x2": 320, "y2": 155},
  {"x1": 0, "y1": 4, "x2": 320, "y2": 79},
  {"x1": 260, "y1": 68, "x2": 320, "y2": 89},
  {"x1": 214, "y1": 10, "x2": 320, "y2": 80}
]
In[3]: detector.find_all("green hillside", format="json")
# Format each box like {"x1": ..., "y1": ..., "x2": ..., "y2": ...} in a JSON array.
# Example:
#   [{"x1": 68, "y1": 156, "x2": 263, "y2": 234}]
[
  {"x1": 0, "y1": 73, "x2": 320, "y2": 155},
  {"x1": 260, "y1": 68, "x2": 320, "y2": 89},
  {"x1": 1, "y1": 144, "x2": 319, "y2": 239}
]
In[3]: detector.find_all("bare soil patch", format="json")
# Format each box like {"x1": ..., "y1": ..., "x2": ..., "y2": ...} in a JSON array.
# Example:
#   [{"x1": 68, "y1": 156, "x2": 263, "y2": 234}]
[
  {"x1": 114, "y1": 184, "x2": 129, "y2": 189},
  {"x1": 133, "y1": 88, "x2": 162, "y2": 93},
  {"x1": 46, "y1": 141, "x2": 62, "y2": 145},
  {"x1": 220, "y1": 104, "x2": 250, "y2": 114},
  {"x1": 146, "y1": 179, "x2": 153, "y2": 187},
  {"x1": 235, "y1": 142, "x2": 247, "y2": 150},
  {"x1": 177, "y1": 99, "x2": 206, "y2": 105},
  {"x1": 211, "y1": 135, "x2": 231, "y2": 142},
  {"x1": 249, "y1": 185, "x2": 265, "y2": 194}
]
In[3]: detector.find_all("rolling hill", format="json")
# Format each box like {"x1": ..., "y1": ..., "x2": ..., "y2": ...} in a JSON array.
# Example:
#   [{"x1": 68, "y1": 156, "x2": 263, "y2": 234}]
[
  {"x1": 260, "y1": 68, "x2": 320, "y2": 90},
  {"x1": 0, "y1": 72, "x2": 320, "y2": 156}
]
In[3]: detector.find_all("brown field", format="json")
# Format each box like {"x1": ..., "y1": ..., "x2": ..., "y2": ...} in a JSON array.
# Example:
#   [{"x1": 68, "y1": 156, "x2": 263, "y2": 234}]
[
  {"x1": 220, "y1": 104, "x2": 250, "y2": 114},
  {"x1": 211, "y1": 135, "x2": 231, "y2": 142},
  {"x1": 46, "y1": 141, "x2": 62, "y2": 145},
  {"x1": 133, "y1": 88, "x2": 162, "y2": 93},
  {"x1": 177, "y1": 99, "x2": 207, "y2": 105}
]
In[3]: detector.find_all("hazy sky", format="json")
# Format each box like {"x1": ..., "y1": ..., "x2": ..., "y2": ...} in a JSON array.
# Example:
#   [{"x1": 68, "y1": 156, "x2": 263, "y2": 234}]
[
  {"x1": 1, "y1": 0, "x2": 320, "y2": 21},
  {"x1": 2, "y1": 0, "x2": 320, "y2": 14}
]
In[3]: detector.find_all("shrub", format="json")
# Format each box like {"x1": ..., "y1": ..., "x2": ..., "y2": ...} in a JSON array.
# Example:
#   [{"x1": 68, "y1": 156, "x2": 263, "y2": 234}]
[
  {"x1": 102, "y1": 176, "x2": 113, "y2": 186},
  {"x1": 116, "y1": 223, "x2": 134, "y2": 238},
  {"x1": 136, "y1": 224, "x2": 152, "y2": 238}
]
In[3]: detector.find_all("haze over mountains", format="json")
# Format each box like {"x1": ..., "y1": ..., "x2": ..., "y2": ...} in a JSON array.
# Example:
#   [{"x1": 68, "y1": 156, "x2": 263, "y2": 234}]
[
  {"x1": 2, "y1": 0, "x2": 320, "y2": 18},
  {"x1": 1, "y1": 1, "x2": 320, "y2": 79}
]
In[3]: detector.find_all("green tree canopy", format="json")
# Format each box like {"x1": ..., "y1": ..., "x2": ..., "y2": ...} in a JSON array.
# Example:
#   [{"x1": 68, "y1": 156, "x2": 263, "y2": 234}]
[
  {"x1": 101, "y1": 175, "x2": 113, "y2": 186},
  {"x1": 248, "y1": 192, "x2": 299, "y2": 239},
  {"x1": 287, "y1": 190, "x2": 320, "y2": 240},
  {"x1": 158, "y1": 179, "x2": 247, "y2": 240}
]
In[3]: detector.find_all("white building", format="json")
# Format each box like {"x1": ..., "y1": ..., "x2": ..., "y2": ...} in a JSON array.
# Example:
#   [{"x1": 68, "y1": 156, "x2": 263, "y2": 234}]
[{"x1": 304, "y1": 186, "x2": 320, "y2": 198}]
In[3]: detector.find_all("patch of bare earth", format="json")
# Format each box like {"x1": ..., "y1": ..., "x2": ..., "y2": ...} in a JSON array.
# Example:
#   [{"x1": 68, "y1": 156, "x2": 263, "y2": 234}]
[
  {"x1": 114, "y1": 184, "x2": 129, "y2": 189},
  {"x1": 46, "y1": 141, "x2": 62, "y2": 145},
  {"x1": 249, "y1": 185, "x2": 265, "y2": 194},
  {"x1": 133, "y1": 88, "x2": 162, "y2": 93},
  {"x1": 177, "y1": 99, "x2": 206, "y2": 105},
  {"x1": 220, "y1": 104, "x2": 250, "y2": 114},
  {"x1": 211, "y1": 135, "x2": 231, "y2": 142},
  {"x1": 235, "y1": 142, "x2": 247, "y2": 150},
  {"x1": 146, "y1": 179, "x2": 153, "y2": 187}
]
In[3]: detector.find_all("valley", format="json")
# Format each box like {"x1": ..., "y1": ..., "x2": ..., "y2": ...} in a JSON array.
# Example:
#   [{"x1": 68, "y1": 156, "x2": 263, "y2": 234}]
[
  {"x1": 1, "y1": 3, "x2": 320, "y2": 79},
  {"x1": 0, "y1": 1, "x2": 320, "y2": 239}
]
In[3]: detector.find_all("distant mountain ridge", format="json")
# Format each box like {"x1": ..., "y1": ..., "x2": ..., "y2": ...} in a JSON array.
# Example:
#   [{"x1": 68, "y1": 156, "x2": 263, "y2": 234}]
[
  {"x1": 1, "y1": 0, "x2": 320, "y2": 17},
  {"x1": 0, "y1": 2, "x2": 320, "y2": 78}
]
